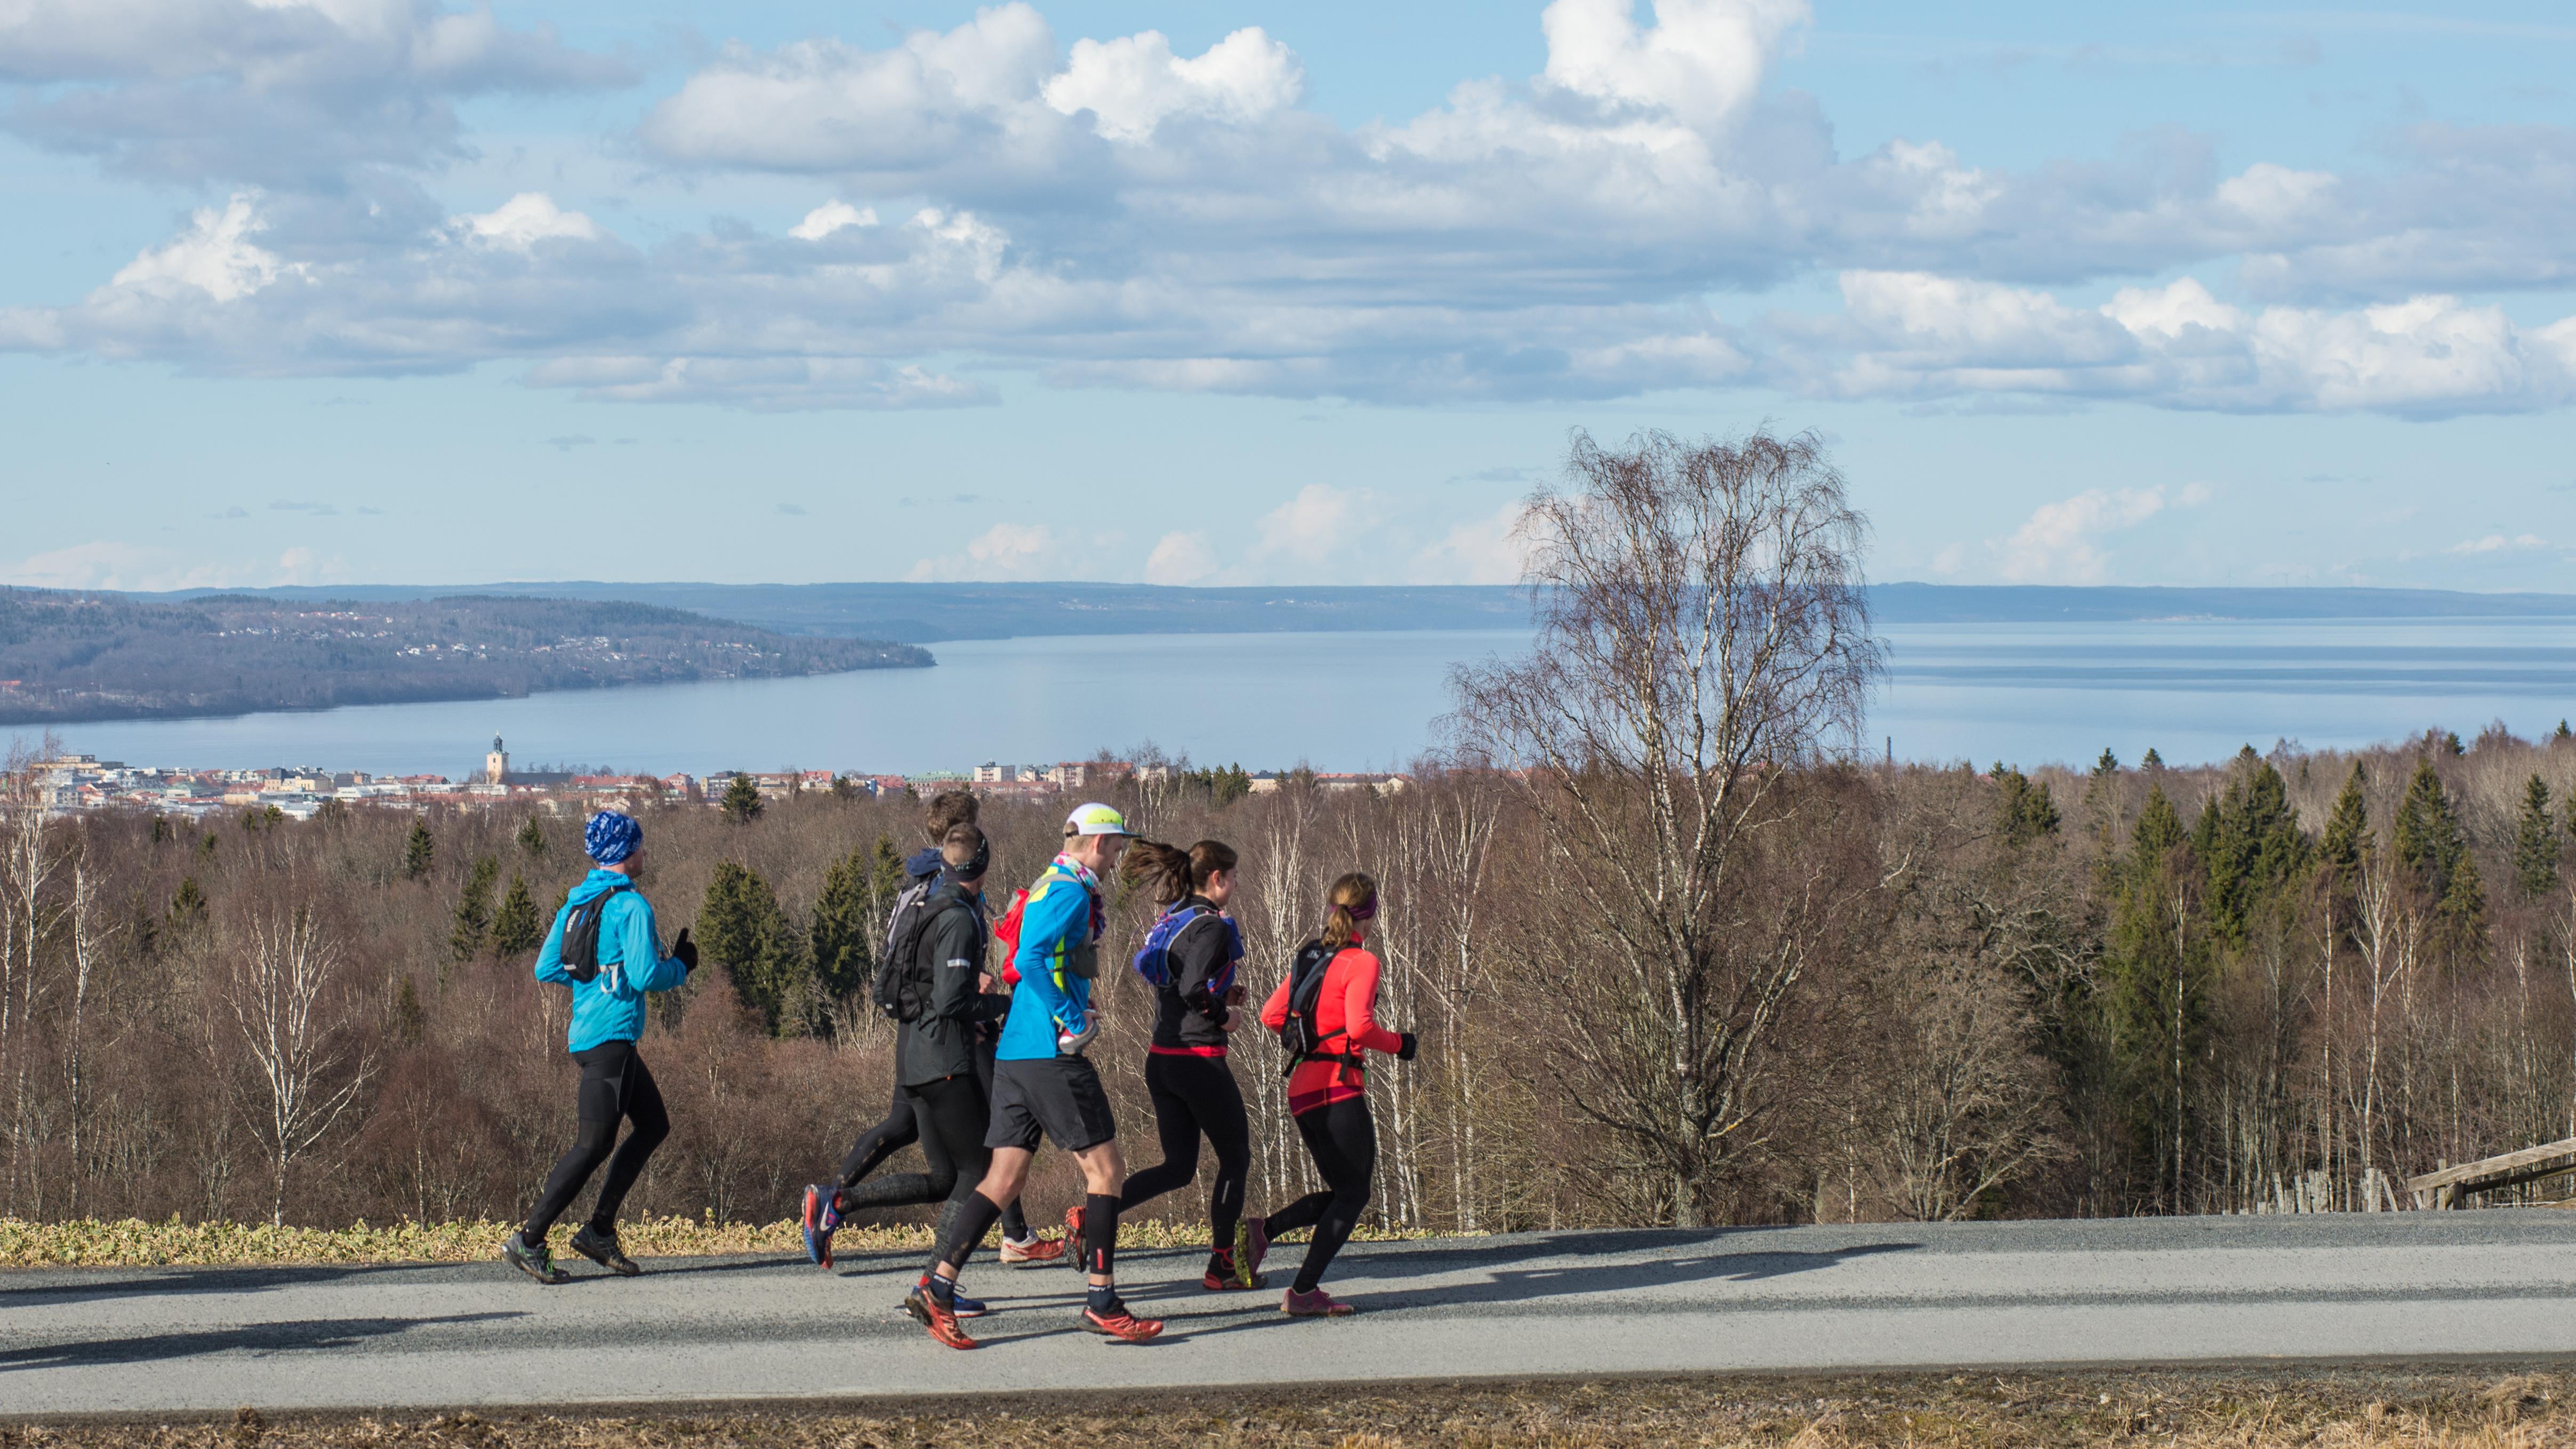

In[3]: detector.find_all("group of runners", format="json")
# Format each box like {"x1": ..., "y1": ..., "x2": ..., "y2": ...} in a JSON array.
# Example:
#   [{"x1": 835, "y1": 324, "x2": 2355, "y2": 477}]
[{"x1": 500, "y1": 794, "x2": 1417, "y2": 1350}]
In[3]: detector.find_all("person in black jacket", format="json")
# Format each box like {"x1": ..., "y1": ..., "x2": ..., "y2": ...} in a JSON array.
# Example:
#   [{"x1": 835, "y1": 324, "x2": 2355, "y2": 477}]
[
  {"x1": 839, "y1": 823, "x2": 1020, "y2": 1316},
  {"x1": 1114, "y1": 837, "x2": 1263, "y2": 1291}
]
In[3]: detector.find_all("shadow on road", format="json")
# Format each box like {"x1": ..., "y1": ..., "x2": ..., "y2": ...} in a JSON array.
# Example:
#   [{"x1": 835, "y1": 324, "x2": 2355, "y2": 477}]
[
  {"x1": 0, "y1": 1261, "x2": 463, "y2": 1307},
  {"x1": 0, "y1": 1312, "x2": 526, "y2": 1371}
]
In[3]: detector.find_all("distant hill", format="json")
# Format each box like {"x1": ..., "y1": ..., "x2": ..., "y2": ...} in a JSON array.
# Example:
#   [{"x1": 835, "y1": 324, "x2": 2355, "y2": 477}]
[
  {"x1": 129, "y1": 581, "x2": 2576, "y2": 642},
  {"x1": 0, "y1": 590, "x2": 928, "y2": 725}
]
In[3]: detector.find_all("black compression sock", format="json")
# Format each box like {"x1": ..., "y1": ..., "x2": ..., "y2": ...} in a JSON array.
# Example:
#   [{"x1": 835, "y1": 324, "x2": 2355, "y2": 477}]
[
  {"x1": 1086, "y1": 1282, "x2": 1118, "y2": 1313},
  {"x1": 935, "y1": 1190, "x2": 1007, "y2": 1272},
  {"x1": 1081, "y1": 1192, "x2": 1119, "y2": 1278}
]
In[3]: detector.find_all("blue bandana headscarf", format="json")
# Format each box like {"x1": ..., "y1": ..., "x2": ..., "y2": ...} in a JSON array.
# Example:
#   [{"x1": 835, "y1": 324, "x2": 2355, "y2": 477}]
[{"x1": 584, "y1": 811, "x2": 642, "y2": 865}]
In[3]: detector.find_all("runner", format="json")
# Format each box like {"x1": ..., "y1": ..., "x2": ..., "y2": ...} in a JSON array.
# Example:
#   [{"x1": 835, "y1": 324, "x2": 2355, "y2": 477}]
[
  {"x1": 503, "y1": 810, "x2": 697, "y2": 1285},
  {"x1": 801, "y1": 792, "x2": 1056, "y2": 1269},
  {"x1": 1246, "y1": 871, "x2": 1417, "y2": 1317},
  {"x1": 1114, "y1": 837, "x2": 1263, "y2": 1291},
  {"x1": 906, "y1": 802, "x2": 1163, "y2": 1349}
]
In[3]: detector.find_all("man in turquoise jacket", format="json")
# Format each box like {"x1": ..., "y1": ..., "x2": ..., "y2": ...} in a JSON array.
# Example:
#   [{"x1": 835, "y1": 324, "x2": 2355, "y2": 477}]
[
  {"x1": 906, "y1": 802, "x2": 1164, "y2": 1348},
  {"x1": 504, "y1": 810, "x2": 696, "y2": 1284}
]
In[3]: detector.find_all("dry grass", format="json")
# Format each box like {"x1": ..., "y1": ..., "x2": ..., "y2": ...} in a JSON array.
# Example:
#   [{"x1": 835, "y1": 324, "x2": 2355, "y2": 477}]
[
  {"x1": 5, "y1": 1368, "x2": 2575, "y2": 1447},
  {"x1": 0, "y1": 1215, "x2": 1455, "y2": 1269}
]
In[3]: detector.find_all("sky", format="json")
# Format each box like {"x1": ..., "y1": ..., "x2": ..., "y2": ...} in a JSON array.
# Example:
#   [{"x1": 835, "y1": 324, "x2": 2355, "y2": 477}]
[{"x1": 4, "y1": 0, "x2": 2574, "y2": 595}]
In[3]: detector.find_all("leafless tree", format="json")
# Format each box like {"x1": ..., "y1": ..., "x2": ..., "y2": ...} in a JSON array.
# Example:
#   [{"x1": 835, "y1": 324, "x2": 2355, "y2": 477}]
[
  {"x1": 222, "y1": 901, "x2": 373, "y2": 1223},
  {"x1": 1449, "y1": 428, "x2": 1885, "y2": 1225}
]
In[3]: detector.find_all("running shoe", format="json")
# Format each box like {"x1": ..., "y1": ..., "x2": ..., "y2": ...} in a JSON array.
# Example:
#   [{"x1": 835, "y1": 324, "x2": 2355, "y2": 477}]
[
  {"x1": 998, "y1": 1232, "x2": 1066, "y2": 1266},
  {"x1": 502, "y1": 1231, "x2": 568, "y2": 1285},
  {"x1": 1203, "y1": 1247, "x2": 1262, "y2": 1292},
  {"x1": 1079, "y1": 1298, "x2": 1165, "y2": 1343},
  {"x1": 1281, "y1": 1287, "x2": 1355, "y2": 1317},
  {"x1": 801, "y1": 1183, "x2": 842, "y2": 1269},
  {"x1": 906, "y1": 1280, "x2": 980, "y2": 1350},
  {"x1": 1233, "y1": 1214, "x2": 1270, "y2": 1289},
  {"x1": 569, "y1": 1224, "x2": 640, "y2": 1277},
  {"x1": 917, "y1": 1272, "x2": 988, "y2": 1318}
]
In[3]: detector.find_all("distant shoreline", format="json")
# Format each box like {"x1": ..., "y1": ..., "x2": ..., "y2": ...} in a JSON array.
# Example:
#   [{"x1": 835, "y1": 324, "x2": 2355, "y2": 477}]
[{"x1": 117, "y1": 581, "x2": 2576, "y2": 645}]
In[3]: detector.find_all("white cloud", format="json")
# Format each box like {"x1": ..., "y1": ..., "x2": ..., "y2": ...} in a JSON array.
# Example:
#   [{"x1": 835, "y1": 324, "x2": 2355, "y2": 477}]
[
  {"x1": 2444, "y1": 533, "x2": 2550, "y2": 555},
  {"x1": 1984, "y1": 484, "x2": 2203, "y2": 584},
  {"x1": 1410, "y1": 503, "x2": 1532, "y2": 585},
  {"x1": 1043, "y1": 27, "x2": 1301, "y2": 141},
  {"x1": 107, "y1": 193, "x2": 292, "y2": 301},
  {"x1": 1143, "y1": 530, "x2": 1221, "y2": 585},
  {"x1": 1538, "y1": 0, "x2": 1807, "y2": 136},
  {"x1": 789, "y1": 202, "x2": 877, "y2": 241},
  {"x1": 908, "y1": 522, "x2": 1062, "y2": 581},
  {"x1": 455, "y1": 193, "x2": 601, "y2": 251},
  {"x1": 2, "y1": 540, "x2": 330, "y2": 591},
  {"x1": 1253, "y1": 484, "x2": 1369, "y2": 570}
]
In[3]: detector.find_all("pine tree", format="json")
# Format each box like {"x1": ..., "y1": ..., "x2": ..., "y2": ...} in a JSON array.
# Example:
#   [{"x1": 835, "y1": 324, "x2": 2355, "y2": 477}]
[
  {"x1": 403, "y1": 819, "x2": 435, "y2": 880},
  {"x1": 492, "y1": 873, "x2": 544, "y2": 957},
  {"x1": 720, "y1": 773, "x2": 765, "y2": 823},
  {"x1": 450, "y1": 855, "x2": 498, "y2": 964},
  {"x1": 516, "y1": 817, "x2": 547, "y2": 855},
  {"x1": 1993, "y1": 763, "x2": 2061, "y2": 847},
  {"x1": 809, "y1": 844, "x2": 877, "y2": 1008},
  {"x1": 696, "y1": 860, "x2": 810, "y2": 1035},
  {"x1": 169, "y1": 876, "x2": 208, "y2": 930},
  {"x1": 2514, "y1": 774, "x2": 2560, "y2": 900}
]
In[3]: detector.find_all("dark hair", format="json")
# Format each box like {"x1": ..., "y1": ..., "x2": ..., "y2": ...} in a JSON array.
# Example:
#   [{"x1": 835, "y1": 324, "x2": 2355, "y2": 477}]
[
  {"x1": 1320, "y1": 871, "x2": 1377, "y2": 949},
  {"x1": 925, "y1": 789, "x2": 980, "y2": 840},
  {"x1": 1121, "y1": 837, "x2": 1239, "y2": 906},
  {"x1": 940, "y1": 822, "x2": 985, "y2": 870}
]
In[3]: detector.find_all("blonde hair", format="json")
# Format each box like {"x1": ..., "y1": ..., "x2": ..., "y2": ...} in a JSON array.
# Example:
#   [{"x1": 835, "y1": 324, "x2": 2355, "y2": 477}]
[{"x1": 1320, "y1": 871, "x2": 1377, "y2": 949}]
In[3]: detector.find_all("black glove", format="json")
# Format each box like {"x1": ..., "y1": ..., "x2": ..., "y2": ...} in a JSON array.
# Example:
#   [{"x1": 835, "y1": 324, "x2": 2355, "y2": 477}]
[
  {"x1": 1397, "y1": 1032, "x2": 1419, "y2": 1062},
  {"x1": 673, "y1": 927, "x2": 699, "y2": 972}
]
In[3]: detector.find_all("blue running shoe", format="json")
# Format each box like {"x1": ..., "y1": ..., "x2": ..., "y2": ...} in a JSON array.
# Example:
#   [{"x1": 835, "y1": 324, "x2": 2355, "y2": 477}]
[
  {"x1": 801, "y1": 1183, "x2": 842, "y2": 1269},
  {"x1": 917, "y1": 1271, "x2": 987, "y2": 1318}
]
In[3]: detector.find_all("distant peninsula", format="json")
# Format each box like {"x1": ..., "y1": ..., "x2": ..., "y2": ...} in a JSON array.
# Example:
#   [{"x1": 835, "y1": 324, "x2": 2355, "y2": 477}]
[
  {"x1": 127, "y1": 580, "x2": 2576, "y2": 643},
  {"x1": 0, "y1": 590, "x2": 929, "y2": 726}
]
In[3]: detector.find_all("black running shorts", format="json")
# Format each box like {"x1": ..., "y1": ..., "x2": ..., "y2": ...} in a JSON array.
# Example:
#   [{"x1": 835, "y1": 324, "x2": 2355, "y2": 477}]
[{"x1": 986, "y1": 1055, "x2": 1118, "y2": 1154}]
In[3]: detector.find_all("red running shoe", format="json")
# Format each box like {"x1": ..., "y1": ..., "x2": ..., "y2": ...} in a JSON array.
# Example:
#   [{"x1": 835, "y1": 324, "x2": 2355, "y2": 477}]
[
  {"x1": 1281, "y1": 1287, "x2": 1354, "y2": 1317},
  {"x1": 1080, "y1": 1298, "x2": 1164, "y2": 1343},
  {"x1": 906, "y1": 1281, "x2": 981, "y2": 1350},
  {"x1": 999, "y1": 1232, "x2": 1066, "y2": 1267}
]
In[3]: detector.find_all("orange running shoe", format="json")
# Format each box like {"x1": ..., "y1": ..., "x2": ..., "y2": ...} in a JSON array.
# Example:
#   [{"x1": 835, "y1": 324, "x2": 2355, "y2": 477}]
[
  {"x1": 999, "y1": 1232, "x2": 1067, "y2": 1267},
  {"x1": 1281, "y1": 1287, "x2": 1355, "y2": 1317},
  {"x1": 905, "y1": 1280, "x2": 981, "y2": 1350},
  {"x1": 1079, "y1": 1298, "x2": 1164, "y2": 1343}
]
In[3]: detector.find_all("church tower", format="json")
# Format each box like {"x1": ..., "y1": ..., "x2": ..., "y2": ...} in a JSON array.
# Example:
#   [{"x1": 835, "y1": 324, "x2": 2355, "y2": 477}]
[{"x1": 485, "y1": 735, "x2": 509, "y2": 785}]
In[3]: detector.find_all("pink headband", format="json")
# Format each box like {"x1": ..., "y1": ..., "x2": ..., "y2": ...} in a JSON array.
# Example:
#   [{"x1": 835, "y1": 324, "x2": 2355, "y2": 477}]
[{"x1": 1344, "y1": 898, "x2": 1378, "y2": 923}]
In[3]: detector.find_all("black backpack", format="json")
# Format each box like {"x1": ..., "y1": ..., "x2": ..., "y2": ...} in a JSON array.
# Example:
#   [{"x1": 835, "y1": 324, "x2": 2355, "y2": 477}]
[
  {"x1": 1279, "y1": 938, "x2": 1351, "y2": 1076},
  {"x1": 872, "y1": 878, "x2": 956, "y2": 1022},
  {"x1": 558, "y1": 881, "x2": 633, "y2": 984}
]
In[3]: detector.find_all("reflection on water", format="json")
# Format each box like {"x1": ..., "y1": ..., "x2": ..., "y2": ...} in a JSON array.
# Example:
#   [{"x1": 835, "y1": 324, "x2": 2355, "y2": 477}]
[{"x1": 28, "y1": 620, "x2": 2576, "y2": 776}]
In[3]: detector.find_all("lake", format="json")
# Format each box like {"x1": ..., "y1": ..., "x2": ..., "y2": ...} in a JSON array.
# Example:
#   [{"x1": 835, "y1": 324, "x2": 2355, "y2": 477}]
[{"x1": 27, "y1": 620, "x2": 2576, "y2": 777}]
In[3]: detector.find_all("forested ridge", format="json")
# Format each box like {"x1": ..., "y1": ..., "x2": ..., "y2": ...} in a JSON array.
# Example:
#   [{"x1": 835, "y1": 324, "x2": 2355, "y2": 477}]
[
  {"x1": 1, "y1": 727, "x2": 2572, "y2": 1233},
  {"x1": 0, "y1": 589, "x2": 929, "y2": 725}
]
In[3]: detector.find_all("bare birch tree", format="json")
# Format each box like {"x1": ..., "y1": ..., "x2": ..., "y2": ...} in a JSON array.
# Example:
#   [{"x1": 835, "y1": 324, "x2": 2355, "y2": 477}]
[
  {"x1": 1449, "y1": 428, "x2": 1883, "y2": 1225},
  {"x1": 223, "y1": 903, "x2": 372, "y2": 1223}
]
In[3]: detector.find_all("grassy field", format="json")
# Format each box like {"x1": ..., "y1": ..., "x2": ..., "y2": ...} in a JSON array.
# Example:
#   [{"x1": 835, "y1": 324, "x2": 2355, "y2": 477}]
[
  {"x1": 0, "y1": 1215, "x2": 1447, "y2": 1268},
  {"x1": 3, "y1": 1368, "x2": 2570, "y2": 1446}
]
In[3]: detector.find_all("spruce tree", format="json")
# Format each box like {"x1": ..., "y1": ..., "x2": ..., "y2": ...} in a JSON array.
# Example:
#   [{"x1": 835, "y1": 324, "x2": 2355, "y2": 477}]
[
  {"x1": 2514, "y1": 774, "x2": 2561, "y2": 900},
  {"x1": 2141, "y1": 747, "x2": 2164, "y2": 771},
  {"x1": 2392, "y1": 757, "x2": 2465, "y2": 890},
  {"x1": 809, "y1": 844, "x2": 877, "y2": 1007},
  {"x1": 1993, "y1": 763, "x2": 2060, "y2": 847},
  {"x1": 450, "y1": 855, "x2": 498, "y2": 964},
  {"x1": 2196, "y1": 746, "x2": 2308, "y2": 943},
  {"x1": 2102, "y1": 782, "x2": 2205, "y2": 1208},
  {"x1": 516, "y1": 817, "x2": 547, "y2": 855},
  {"x1": 492, "y1": 873, "x2": 544, "y2": 957},
  {"x1": 403, "y1": 819, "x2": 435, "y2": 879},
  {"x1": 720, "y1": 773, "x2": 765, "y2": 823},
  {"x1": 169, "y1": 876, "x2": 208, "y2": 930},
  {"x1": 697, "y1": 861, "x2": 810, "y2": 1035},
  {"x1": 2320, "y1": 763, "x2": 2369, "y2": 881},
  {"x1": 866, "y1": 834, "x2": 908, "y2": 918}
]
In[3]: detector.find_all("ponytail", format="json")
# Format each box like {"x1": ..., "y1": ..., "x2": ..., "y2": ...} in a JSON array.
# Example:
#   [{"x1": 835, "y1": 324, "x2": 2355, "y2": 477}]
[
  {"x1": 1319, "y1": 871, "x2": 1378, "y2": 949},
  {"x1": 1122, "y1": 837, "x2": 1242, "y2": 906}
]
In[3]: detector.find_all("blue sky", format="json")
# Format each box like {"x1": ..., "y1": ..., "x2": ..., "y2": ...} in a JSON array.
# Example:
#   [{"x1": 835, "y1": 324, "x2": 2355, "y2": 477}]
[{"x1": 5, "y1": 1, "x2": 2573, "y2": 593}]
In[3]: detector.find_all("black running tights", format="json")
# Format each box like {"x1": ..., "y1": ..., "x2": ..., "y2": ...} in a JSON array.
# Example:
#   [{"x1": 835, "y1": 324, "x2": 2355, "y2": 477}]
[
  {"x1": 1263, "y1": 1097, "x2": 1375, "y2": 1294},
  {"x1": 837, "y1": 1073, "x2": 992, "y2": 1216},
  {"x1": 1117, "y1": 1053, "x2": 1250, "y2": 1247},
  {"x1": 833, "y1": 1061, "x2": 1029, "y2": 1239},
  {"x1": 524, "y1": 1039, "x2": 669, "y2": 1242}
]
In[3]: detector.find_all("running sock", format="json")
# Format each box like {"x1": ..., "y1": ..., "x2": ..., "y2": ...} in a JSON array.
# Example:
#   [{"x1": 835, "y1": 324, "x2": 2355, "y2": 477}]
[
  {"x1": 921, "y1": 1270, "x2": 956, "y2": 1303},
  {"x1": 935, "y1": 1190, "x2": 1007, "y2": 1272},
  {"x1": 1086, "y1": 1282, "x2": 1119, "y2": 1314},
  {"x1": 1080, "y1": 1192, "x2": 1120, "y2": 1278},
  {"x1": 1000, "y1": 1198, "x2": 1032, "y2": 1242}
]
